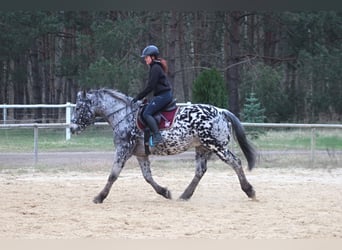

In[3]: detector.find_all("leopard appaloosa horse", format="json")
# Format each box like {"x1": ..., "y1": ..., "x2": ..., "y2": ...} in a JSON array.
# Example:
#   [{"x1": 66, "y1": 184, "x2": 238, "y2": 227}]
[{"x1": 70, "y1": 89, "x2": 257, "y2": 204}]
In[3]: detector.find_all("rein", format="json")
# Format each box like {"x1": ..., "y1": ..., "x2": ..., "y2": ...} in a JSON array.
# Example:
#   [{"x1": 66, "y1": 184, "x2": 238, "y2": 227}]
[
  {"x1": 105, "y1": 103, "x2": 138, "y2": 130},
  {"x1": 105, "y1": 106, "x2": 128, "y2": 120}
]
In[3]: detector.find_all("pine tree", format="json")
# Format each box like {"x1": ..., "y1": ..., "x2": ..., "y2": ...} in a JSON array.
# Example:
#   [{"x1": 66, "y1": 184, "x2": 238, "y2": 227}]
[
  {"x1": 192, "y1": 68, "x2": 228, "y2": 108},
  {"x1": 242, "y1": 92, "x2": 266, "y2": 139}
]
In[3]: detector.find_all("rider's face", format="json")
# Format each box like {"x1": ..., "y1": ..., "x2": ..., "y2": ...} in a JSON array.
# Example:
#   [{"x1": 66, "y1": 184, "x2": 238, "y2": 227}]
[{"x1": 144, "y1": 55, "x2": 152, "y2": 65}]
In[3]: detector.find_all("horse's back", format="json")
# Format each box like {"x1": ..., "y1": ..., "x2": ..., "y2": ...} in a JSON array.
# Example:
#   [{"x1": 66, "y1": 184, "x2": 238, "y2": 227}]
[
  {"x1": 175, "y1": 104, "x2": 223, "y2": 129},
  {"x1": 160, "y1": 104, "x2": 229, "y2": 149}
]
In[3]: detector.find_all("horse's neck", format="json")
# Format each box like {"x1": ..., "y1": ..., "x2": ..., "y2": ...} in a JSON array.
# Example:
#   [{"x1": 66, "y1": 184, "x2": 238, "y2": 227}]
[{"x1": 98, "y1": 97, "x2": 132, "y2": 129}]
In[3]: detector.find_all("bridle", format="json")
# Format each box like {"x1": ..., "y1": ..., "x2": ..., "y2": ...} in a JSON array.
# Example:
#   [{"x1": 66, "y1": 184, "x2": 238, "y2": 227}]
[
  {"x1": 105, "y1": 102, "x2": 139, "y2": 130},
  {"x1": 75, "y1": 92, "x2": 140, "y2": 132}
]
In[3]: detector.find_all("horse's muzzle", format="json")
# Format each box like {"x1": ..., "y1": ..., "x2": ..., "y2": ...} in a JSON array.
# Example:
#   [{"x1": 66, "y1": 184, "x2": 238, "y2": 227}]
[{"x1": 70, "y1": 123, "x2": 81, "y2": 134}]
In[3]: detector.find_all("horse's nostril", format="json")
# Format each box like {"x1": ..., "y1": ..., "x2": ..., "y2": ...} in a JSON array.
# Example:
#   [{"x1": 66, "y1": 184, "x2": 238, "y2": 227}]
[{"x1": 70, "y1": 123, "x2": 80, "y2": 134}]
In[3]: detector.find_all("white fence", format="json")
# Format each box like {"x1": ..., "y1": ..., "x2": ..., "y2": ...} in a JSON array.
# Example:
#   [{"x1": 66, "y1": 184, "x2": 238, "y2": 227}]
[
  {"x1": 1, "y1": 103, "x2": 342, "y2": 164},
  {"x1": 1, "y1": 102, "x2": 193, "y2": 140},
  {"x1": 1, "y1": 103, "x2": 75, "y2": 140}
]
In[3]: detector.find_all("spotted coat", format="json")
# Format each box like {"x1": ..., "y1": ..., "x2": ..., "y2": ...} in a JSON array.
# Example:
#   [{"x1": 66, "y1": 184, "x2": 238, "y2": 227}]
[
  {"x1": 150, "y1": 104, "x2": 231, "y2": 156},
  {"x1": 70, "y1": 89, "x2": 257, "y2": 203}
]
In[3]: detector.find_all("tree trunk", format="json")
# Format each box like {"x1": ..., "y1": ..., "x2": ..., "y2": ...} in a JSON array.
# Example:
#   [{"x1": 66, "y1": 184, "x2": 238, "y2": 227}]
[
  {"x1": 248, "y1": 14, "x2": 255, "y2": 54},
  {"x1": 178, "y1": 13, "x2": 189, "y2": 101},
  {"x1": 167, "y1": 11, "x2": 177, "y2": 91},
  {"x1": 225, "y1": 11, "x2": 241, "y2": 117},
  {"x1": 263, "y1": 13, "x2": 278, "y2": 65},
  {"x1": 30, "y1": 40, "x2": 43, "y2": 122},
  {"x1": 193, "y1": 12, "x2": 203, "y2": 75},
  {"x1": 13, "y1": 55, "x2": 26, "y2": 120}
]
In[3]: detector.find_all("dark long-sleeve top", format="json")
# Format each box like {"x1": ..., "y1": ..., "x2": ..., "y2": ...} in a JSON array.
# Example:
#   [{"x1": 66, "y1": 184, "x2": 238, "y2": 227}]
[{"x1": 135, "y1": 60, "x2": 171, "y2": 100}]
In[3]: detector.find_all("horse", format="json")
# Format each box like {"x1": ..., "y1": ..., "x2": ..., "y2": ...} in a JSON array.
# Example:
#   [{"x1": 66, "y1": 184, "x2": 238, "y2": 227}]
[{"x1": 70, "y1": 88, "x2": 257, "y2": 203}]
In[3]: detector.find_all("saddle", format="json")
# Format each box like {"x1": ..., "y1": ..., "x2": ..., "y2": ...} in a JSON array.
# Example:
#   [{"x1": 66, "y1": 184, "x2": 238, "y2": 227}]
[
  {"x1": 136, "y1": 99, "x2": 179, "y2": 131},
  {"x1": 136, "y1": 99, "x2": 179, "y2": 155}
]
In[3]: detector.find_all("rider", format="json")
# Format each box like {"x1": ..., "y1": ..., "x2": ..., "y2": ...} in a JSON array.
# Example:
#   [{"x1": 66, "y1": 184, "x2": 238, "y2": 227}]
[{"x1": 132, "y1": 45, "x2": 173, "y2": 146}]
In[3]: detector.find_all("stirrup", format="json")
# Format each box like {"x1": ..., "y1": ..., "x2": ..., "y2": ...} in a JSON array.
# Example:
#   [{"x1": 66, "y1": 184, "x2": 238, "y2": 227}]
[
  {"x1": 149, "y1": 135, "x2": 163, "y2": 147},
  {"x1": 149, "y1": 136, "x2": 154, "y2": 147}
]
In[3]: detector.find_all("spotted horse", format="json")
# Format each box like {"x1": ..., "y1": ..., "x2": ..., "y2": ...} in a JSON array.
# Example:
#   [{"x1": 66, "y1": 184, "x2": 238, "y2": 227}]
[{"x1": 70, "y1": 88, "x2": 257, "y2": 203}]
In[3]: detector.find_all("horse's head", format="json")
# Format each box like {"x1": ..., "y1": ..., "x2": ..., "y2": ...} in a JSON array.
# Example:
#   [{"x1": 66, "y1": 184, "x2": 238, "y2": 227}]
[{"x1": 70, "y1": 90, "x2": 97, "y2": 134}]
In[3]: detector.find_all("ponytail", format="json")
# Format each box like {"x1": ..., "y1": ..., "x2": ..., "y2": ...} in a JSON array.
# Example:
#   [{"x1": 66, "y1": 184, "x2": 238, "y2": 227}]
[
  {"x1": 159, "y1": 58, "x2": 168, "y2": 75},
  {"x1": 151, "y1": 55, "x2": 168, "y2": 75}
]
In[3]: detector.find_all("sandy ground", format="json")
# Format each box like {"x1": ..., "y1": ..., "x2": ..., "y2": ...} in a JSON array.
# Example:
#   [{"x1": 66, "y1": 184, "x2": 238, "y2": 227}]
[{"x1": 0, "y1": 154, "x2": 341, "y2": 239}]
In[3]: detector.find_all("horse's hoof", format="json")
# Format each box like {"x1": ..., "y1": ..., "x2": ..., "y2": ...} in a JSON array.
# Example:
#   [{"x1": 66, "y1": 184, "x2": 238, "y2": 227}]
[
  {"x1": 250, "y1": 196, "x2": 259, "y2": 202},
  {"x1": 178, "y1": 194, "x2": 190, "y2": 201},
  {"x1": 93, "y1": 196, "x2": 103, "y2": 204},
  {"x1": 245, "y1": 187, "x2": 256, "y2": 199},
  {"x1": 164, "y1": 189, "x2": 172, "y2": 199}
]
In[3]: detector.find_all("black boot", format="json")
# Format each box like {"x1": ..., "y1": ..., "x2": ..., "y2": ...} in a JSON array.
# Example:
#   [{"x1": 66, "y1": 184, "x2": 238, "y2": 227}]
[
  {"x1": 144, "y1": 115, "x2": 163, "y2": 146},
  {"x1": 152, "y1": 132, "x2": 163, "y2": 146}
]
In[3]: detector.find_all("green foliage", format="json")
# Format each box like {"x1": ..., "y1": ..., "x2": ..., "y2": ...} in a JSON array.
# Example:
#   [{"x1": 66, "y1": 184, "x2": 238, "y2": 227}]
[
  {"x1": 0, "y1": 127, "x2": 114, "y2": 153},
  {"x1": 192, "y1": 68, "x2": 228, "y2": 108},
  {"x1": 280, "y1": 11, "x2": 342, "y2": 55},
  {"x1": 77, "y1": 15, "x2": 148, "y2": 92},
  {"x1": 241, "y1": 63, "x2": 291, "y2": 122},
  {"x1": 0, "y1": 11, "x2": 60, "y2": 58},
  {"x1": 1, "y1": 127, "x2": 341, "y2": 153},
  {"x1": 241, "y1": 93, "x2": 266, "y2": 139},
  {"x1": 92, "y1": 16, "x2": 146, "y2": 59},
  {"x1": 297, "y1": 44, "x2": 342, "y2": 121},
  {"x1": 80, "y1": 57, "x2": 117, "y2": 88},
  {"x1": 242, "y1": 93, "x2": 266, "y2": 123},
  {"x1": 0, "y1": 11, "x2": 341, "y2": 122}
]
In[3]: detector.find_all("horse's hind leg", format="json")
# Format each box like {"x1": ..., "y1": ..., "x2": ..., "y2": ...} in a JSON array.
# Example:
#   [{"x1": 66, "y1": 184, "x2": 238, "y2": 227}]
[
  {"x1": 216, "y1": 148, "x2": 256, "y2": 200},
  {"x1": 179, "y1": 146, "x2": 211, "y2": 200},
  {"x1": 137, "y1": 156, "x2": 172, "y2": 199}
]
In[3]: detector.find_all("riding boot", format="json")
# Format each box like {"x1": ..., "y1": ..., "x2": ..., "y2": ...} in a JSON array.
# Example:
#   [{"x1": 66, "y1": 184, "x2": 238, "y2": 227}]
[{"x1": 144, "y1": 115, "x2": 163, "y2": 146}]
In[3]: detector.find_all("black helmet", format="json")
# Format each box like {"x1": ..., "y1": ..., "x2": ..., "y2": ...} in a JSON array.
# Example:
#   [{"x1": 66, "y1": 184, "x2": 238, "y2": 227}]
[{"x1": 141, "y1": 45, "x2": 159, "y2": 58}]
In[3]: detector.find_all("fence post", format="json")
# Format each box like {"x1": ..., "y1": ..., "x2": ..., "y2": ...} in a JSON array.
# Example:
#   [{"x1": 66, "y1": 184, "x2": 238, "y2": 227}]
[
  {"x1": 310, "y1": 128, "x2": 316, "y2": 166},
  {"x1": 66, "y1": 102, "x2": 71, "y2": 140},
  {"x1": 34, "y1": 124, "x2": 38, "y2": 164},
  {"x1": 3, "y1": 104, "x2": 7, "y2": 124}
]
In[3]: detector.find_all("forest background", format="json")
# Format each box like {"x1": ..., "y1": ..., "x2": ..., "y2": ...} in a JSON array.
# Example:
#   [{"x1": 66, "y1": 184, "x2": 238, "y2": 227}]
[{"x1": 0, "y1": 11, "x2": 341, "y2": 123}]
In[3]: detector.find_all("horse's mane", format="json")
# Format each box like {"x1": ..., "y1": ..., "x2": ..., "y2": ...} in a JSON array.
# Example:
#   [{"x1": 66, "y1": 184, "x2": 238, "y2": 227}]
[{"x1": 90, "y1": 88, "x2": 131, "y2": 105}]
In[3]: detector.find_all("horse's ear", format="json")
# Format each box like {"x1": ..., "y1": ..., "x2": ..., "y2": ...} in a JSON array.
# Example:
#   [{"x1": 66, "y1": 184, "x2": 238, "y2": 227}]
[
  {"x1": 86, "y1": 92, "x2": 93, "y2": 100},
  {"x1": 76, "y1": 90, "x2": 86, "y2": 100}
]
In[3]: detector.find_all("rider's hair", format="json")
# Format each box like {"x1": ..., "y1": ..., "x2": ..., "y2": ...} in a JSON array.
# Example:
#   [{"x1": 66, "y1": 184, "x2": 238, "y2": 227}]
[
  {"x1": 159, "y1": 58, "x2": 168, "y2": 75},
  {"x1": 152, "y1": 56, "x2": 168, "y2": 75}
]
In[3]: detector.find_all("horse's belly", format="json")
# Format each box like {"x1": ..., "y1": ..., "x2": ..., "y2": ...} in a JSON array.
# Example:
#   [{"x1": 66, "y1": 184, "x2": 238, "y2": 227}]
[{"x1": 150, "y1": 135, "x2": 200, "y2": 156}]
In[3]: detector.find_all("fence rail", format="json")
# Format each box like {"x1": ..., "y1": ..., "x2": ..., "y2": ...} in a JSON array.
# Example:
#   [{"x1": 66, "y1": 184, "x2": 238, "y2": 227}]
[
  {"x1": 1, "y1": 103, "x2": 342, "y2": 164},
  {"x1": 243, "y1": 122, "x2": 342, "y2": 129},
  {"x1": 1, "y1": 102, "x2": 75, "y2": 140}
]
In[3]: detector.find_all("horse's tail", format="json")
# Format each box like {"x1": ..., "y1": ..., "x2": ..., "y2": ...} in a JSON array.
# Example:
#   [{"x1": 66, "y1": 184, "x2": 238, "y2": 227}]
[{"x1": 223, "y1": 110, "x2": 256, "y2": 171}]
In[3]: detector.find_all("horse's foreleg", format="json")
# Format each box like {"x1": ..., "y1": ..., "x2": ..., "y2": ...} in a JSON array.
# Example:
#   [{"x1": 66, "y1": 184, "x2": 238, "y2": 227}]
[
  {"x1": 93, "y1": 163, "x2": 123, "y2": 204},
  {"x1": 137, "y1": 156, "x2": 172, "y2": 199},
  {"x1": 216, "y1": 149, "x2": 256, "y2": 200},
  {"x1": 93, "y1": 148, "x2": 131, "y2": 204},
  {"x1": 179, "y1": 147, "x2": 211, "y2": 200}
]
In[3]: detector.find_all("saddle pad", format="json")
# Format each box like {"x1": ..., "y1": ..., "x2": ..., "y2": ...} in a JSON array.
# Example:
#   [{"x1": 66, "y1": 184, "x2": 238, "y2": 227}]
[{"x1": 137, "y1": 107, "x2": 179, "y2": 131}]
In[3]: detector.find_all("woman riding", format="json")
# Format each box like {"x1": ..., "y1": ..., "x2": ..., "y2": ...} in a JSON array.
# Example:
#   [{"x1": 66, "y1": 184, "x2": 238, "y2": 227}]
[{"x1": 132, "y1": 45, "x2": 173, "y2": 146}]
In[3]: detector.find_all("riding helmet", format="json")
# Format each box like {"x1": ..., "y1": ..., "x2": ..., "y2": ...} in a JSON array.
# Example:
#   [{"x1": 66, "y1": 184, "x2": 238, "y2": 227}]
[{"x1": 141, "y1": 45, "x2": 159, "y2": 58}]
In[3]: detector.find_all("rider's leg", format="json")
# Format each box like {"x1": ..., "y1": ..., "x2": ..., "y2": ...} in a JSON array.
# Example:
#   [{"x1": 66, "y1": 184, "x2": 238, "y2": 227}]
[
  {"x1": 144, "y1": 114, "x2": 162, "y2": 145},
  {"x1": 143, "y1": 91, "x2": 172, "y2": 146}
]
